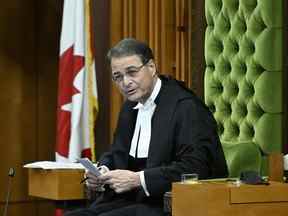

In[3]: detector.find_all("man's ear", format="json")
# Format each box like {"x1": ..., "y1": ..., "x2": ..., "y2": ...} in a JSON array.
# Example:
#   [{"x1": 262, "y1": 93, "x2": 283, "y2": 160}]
[{"x1": 147, "y1": 60, "x2": 157, "y2": 76}]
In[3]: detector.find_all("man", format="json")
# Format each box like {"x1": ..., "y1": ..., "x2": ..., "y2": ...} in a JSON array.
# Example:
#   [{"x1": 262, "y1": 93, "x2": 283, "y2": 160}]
[{"x1": 65, "y1": 38, "x2": 228, "y2": 216}]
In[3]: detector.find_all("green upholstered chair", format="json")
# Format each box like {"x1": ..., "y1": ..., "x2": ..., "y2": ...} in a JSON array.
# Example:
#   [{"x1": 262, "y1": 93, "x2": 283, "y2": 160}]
[{"x1": 205, "y1": 0, "x2": 283, "y2": 177}]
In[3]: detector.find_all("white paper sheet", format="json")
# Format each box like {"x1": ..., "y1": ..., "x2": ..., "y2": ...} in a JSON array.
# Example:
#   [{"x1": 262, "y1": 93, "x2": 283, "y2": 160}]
[
  {"x1": 284, "y1": 154, "x2": 288, "y2": 171},
  {"x1": 23, "y1": 161, "x2": 85, "y2": 170}
]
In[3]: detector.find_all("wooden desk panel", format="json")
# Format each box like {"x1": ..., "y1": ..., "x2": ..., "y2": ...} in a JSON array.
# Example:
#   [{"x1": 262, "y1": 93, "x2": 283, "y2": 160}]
[
  {"x1": 172, "y1": 181, "x2": 288, "y2": 216},
  {"x1": 230, "y1": 182, "x2": 288, "y2": 203},
  {"x1": 28, "y1": 169, "x2": 85, "y2": 200}
]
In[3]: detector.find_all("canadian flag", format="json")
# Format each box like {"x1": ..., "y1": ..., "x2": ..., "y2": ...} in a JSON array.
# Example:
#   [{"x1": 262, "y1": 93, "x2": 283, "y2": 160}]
[{"x1": 56, "y1": 0, "x2": 98, "y2": 163}]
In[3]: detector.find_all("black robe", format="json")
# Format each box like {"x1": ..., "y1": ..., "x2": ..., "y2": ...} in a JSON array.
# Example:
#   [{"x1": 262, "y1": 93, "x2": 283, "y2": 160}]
[{"x1": 65, "y1": 76, "x2": 228, "y2": 216}]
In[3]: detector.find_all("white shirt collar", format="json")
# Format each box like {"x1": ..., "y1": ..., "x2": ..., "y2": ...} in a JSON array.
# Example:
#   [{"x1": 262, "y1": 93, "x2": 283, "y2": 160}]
[{"x1": 133, "y1": 77, "x2": 162, "y2": 110}]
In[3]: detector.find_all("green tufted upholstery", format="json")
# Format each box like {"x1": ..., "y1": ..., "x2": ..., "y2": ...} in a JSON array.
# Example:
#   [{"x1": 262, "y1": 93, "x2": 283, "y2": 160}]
[{"x1": 205, "y1": 0, "x2": 283, "y2": 177}]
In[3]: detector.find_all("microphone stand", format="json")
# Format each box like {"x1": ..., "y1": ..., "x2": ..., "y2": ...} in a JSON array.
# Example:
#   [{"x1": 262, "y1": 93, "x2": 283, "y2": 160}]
[{"x1": 2, "y1": 168, "x2": 15, "y2": 216}]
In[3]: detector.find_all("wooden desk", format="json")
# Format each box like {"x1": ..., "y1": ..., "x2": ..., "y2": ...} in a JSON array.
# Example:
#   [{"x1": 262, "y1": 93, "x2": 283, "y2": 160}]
[
  {"x1": 172, "y1": 181, "x2": 288, "y2": 216},
  {"x1": 28, "y1": 169, "x2": 85, "y2": 200}
]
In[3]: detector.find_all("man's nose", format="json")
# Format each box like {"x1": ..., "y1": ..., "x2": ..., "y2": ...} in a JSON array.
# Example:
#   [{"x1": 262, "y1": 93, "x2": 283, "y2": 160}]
[{"x1": 122, "y1": 75, "x2": 131, "y2": 86}]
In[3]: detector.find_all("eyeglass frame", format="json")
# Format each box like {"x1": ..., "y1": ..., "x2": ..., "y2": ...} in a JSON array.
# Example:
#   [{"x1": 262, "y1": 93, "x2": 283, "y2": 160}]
[{"x1": 111, "y1": 59, "x2": 150, "y2": 83}]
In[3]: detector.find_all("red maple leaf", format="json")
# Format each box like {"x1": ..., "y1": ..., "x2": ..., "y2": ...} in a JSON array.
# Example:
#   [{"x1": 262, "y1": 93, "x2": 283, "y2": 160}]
[{"x1": 56, "y1": 45, "x2": 84, "y2": 157}]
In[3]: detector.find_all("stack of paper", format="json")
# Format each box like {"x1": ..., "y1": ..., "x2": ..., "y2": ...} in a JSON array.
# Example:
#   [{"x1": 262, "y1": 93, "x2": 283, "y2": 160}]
[{"x1": 23, "y1": 161, "x2": 85, "y2": 170}]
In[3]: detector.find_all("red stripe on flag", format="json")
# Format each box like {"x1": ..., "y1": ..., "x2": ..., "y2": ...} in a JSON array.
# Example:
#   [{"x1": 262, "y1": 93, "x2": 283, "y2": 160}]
[
  {"x1": 81, "y1": 148, "x2": 92, "y2": 159},
  {"x1": 56, "y1": 111, "x2": 71, "y2": 157},
  {"x1": 56, "y1": 45, "x2": 85, "y2": 158}
]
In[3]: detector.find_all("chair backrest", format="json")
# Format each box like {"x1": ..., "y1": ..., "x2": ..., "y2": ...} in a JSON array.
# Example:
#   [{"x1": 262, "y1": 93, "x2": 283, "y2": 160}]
[{"x1": 204, "y1": 0, "x2": 283, "y2": 177}]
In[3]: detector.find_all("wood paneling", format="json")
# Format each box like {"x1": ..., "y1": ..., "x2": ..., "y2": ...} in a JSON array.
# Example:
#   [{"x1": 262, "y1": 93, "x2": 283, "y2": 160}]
[
  {"x1": 92, "y1": 0, "x2": 111, "y2": 158},
  {"x1": 189, "y1": 0, "x2": 205, "y2": 97},
  {"x1": 283, "y1": 0, "x2": 288, "y2": 154},
  {"x1": 0, "y1": 0, "x2": 37, "y2": 203},
  {"x1": 0, "y1": 0, "x2": 60, "y2": 215},
  {"x1": 110, "y1": 0, "x2": 125, "y2": 143},
  {"x1": 159, "y1": 0, "x2": 176, "y2": 77},
  {"x1": 35, "y1": 0, "x2": 62, "y2": 162}
]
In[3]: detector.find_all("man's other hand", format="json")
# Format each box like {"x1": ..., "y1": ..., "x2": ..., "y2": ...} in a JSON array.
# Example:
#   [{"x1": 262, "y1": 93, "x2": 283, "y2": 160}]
[{"x1": 99, "y1": 169, "x2": 141, "y2": 193}]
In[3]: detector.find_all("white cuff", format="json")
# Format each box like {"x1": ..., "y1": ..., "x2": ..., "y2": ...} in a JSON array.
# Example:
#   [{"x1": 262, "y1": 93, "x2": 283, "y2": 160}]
[{"x1": 139, "y1": 171, "x2": 150, "y2": 196}]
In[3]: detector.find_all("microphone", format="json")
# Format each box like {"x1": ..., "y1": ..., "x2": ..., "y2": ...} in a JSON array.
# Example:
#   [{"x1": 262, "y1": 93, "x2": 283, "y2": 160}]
[{"x1": 2, "y1": 168, "x2": 15, "y2": 216}]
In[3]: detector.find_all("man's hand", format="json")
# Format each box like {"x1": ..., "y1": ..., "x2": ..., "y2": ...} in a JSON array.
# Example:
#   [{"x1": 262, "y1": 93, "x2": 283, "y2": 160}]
[
  {"x1": 86, "y1": 165, "x2": 109, "y2": 192},
  {"x1": 99, "y1": 169, "x2": 141, "y2": 193}
]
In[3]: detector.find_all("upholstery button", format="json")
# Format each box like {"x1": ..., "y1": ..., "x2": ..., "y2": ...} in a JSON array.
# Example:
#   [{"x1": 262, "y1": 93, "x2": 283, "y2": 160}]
[
  {"x1": 238, "y1": 16, "x2": 247, "y2": 33},
  {"x1": 226, "y1": 104, "x2": 232, "y2": 115},
  {"x1": 259, "y1": 19, "x2": 267, "y2": 31},
  {"x1": 233, "y1": 83, "x2": 239, "y2": 96},
  {"x1": 238, "y1": 103, "x2": 248, "y2": 118},
  {"x1": 218, "y1": 41, "x2": 224, "y2": 52},
  {"x1": 239, "y1": 36, "x2": 254, "y2": 56},
  {"x1": 212, "y1": 80, "x2": 223, "y2": 96},
  {"x1": 240, "y1": 62, "x2": 247, "y2": 74},
  {"x1": 254, "y1": 104, "x2": 264, "y2": 119},
  {"x1": 232, "y1": 101, "x2": 247, "y2": 121},
  {"x1": 230, "y1": 122, "x2": 240, "y2": 138},
  {"x1": 227, "y1": 21, "x2": 231, "y2": 32},
  {"x1": 249, "y1": 43, "x2": 255, "y2": 54},
  {"x1": 235, "y1": 85, "x2": 239, "y2": 95},
  {"x1": 217, "y1": 83, "x2": 224, "y2": 94},
  {"x1": 209, "y1": 104, "x2": 216, "y2": 113},
  {"x1": 247, "y1": 125, "x2": 255, "y2": 138},
  {"x1": 235, "y1": 125, "x2": 240, "y2": 137},
  {"x1": 226, "y1": 62, "x2": 232, "y2": 72},
  {"x1": 242, "y1": 106, "x2": 248, "y2": 117},
  {"x1": 234, "y1": 42, "x2": 239, "y2": 53},
  {"x1": 243, "y1": 22, "x2": 247, "y2": 33},
  {"x1": 255, "y1": 63, "x2": 265, "y2": 74},
  {"x1": 210, "y1": 63, "x2": 215, "y2": 71},
  {"x1": 221, "y1": 100, "x2": 232, "y2": 115},
  {"x1": 247, "y1": 82, "x2": 255, "y2": 96},
  {"x1": 218, "y1": 122, "x2": 224, "y2": 135},
  {"x1": 248, "y1": 39, "x2": 255, "y2": 54}
]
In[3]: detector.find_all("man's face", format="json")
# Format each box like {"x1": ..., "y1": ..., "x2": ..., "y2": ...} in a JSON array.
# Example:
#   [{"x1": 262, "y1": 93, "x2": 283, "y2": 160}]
[{"x1": 111, "y1": 55, "x2": 157, "y2": 103}]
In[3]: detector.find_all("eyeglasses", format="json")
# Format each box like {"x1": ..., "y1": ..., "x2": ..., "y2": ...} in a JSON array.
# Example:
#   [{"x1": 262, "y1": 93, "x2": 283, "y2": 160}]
[{"x1": 111, "y1": 60, "x2": 149, "y2": 83}]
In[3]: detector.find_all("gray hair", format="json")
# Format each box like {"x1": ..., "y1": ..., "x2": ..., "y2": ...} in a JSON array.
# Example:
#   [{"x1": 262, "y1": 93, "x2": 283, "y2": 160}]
[{"x1": 107, "y1": 38, "x2": 154, "y2": 64}]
